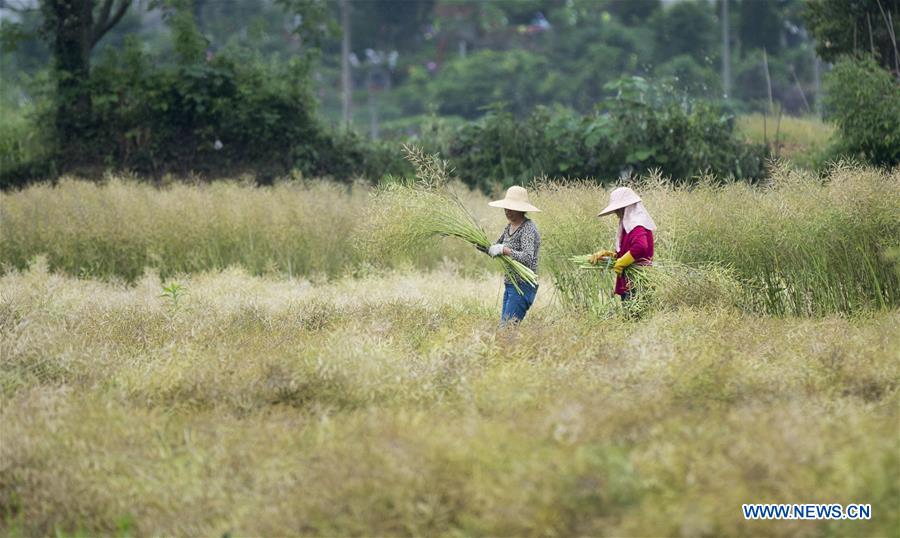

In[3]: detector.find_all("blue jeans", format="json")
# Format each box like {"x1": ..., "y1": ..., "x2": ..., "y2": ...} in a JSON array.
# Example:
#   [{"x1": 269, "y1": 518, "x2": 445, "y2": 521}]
[{"x1": 501, "y1": 281, "x2": 538, "y2": 325}]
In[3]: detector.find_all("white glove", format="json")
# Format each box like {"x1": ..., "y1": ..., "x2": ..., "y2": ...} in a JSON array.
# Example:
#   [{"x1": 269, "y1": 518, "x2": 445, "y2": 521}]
[{"x1": 488, "y1": 244, "x2": 505, "y2": 257}]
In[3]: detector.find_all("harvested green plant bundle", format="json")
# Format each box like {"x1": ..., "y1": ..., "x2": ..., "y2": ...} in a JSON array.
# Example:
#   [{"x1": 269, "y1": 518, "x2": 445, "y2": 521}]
[
  {"x1": 568, "y1": 253, "x2": 654, "y2": 314},
  {"x1": 365, "y1": 145, "x2": 537, "y2": 294},
  {"x1": 559, "y1": 255, "x2": 746, "y2": 316}
]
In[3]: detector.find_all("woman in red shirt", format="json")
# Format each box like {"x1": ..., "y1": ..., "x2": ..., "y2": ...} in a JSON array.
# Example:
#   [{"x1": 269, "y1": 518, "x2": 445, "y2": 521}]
[{"x1": 587, "y1": 187, "x2": 656, "y2": 299}]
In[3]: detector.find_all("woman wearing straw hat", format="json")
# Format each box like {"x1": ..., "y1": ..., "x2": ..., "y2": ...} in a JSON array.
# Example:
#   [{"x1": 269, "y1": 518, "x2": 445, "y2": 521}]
[
  {"x1": 484, "y1": 186, "x2": 542, "y2": 324},
  {"x1": 588, "y1": 187, "x2": 656, "y2": 299}
]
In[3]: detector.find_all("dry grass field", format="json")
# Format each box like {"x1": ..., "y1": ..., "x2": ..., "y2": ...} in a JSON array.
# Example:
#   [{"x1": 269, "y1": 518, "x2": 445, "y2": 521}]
[{"x1": 1, "y1": 162, "x2": 898, "y2": 536}]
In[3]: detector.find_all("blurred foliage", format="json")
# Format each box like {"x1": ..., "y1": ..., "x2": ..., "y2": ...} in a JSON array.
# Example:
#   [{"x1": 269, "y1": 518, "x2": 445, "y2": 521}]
[
  {"x1": 735, "y1": 113, "x2": 834, "y2": 169},
  {"x1": 327, "y1": 0, "x2": 819, "y2": 126},
  {"x1": 0, "y1": 100, "x2": 54, "y2": 186},
  {"x1": 427, "y1": 49, "x2": 555, "y2": 118},
  {"x1": 0, "y1": 0, "x2": 882, "y2": 187},
  {"x1": 823, "y1": 56, "x2": 900, "y2": 166},
  {"x1": 653, "y1": 54, "x2": 721, "y2": 98},
  {"x1": 1, "y1": 0, "x2": 824, "y2": 122},
  {"x1": 804, "y1": 0, "x2": 900, "y2": 73},
  {"x1": 0, "y1": 5, "x2": 406, "y2": 188},
  {"x1": 650, "y1": 0, "x2": 718, "y2": 63},
  {"x1": 737, "y1": 0, "x2": 787, "y2": 55},
  {"x1": 433, "y1": 77, "x2": 766, "y2": 190}
]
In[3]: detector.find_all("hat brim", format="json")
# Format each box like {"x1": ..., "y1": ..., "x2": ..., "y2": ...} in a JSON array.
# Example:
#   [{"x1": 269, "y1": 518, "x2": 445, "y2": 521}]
[
  {"x1": 489, "y1": 200, "x2": 541, "y2": 213},
  {"x1": 597, "y1": 198, "x2": 640, "y2": 217}
]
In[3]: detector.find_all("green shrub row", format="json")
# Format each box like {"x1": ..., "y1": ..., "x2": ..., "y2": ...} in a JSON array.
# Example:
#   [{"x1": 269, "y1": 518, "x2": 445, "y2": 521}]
[
  {"x1": 4, "y1": 54, "x2": 896, "y2": 192},
  {"x1": 427, "y1": 77, "x2": 767, "y2": 191}
]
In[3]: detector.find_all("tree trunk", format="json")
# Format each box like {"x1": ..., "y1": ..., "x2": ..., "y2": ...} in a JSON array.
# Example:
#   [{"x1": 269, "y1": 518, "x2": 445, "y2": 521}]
[
  {"x1": 193, "y1": 0, "x2": 206, "y2": 32},
  {"x1": 45, "y1": 0, "x2": 95, "y2": 145},
  {"x1": 42, "y1": 0, "x2": 132, "y2": 156},
  {"x1": 813, "y1": 49, "x2": 822, "y2": 117},
  {"x1": 721, "y1": 0, "x2": 731, "y2": 99},
  {"x1": 340, "y1": 0, "x2": 352, "y2": 126}
]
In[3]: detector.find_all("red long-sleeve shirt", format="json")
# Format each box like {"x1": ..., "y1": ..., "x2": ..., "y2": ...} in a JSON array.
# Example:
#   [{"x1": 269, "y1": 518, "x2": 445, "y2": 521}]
[{"x1": 615, "y1": 225, "x2": 654, "y2": 296}]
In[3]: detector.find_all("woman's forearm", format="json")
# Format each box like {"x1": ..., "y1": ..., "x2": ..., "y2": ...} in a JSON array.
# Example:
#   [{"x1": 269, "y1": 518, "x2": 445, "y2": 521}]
[{"x1": 504, "y1": 247, "x2": 531, "y2": 264}]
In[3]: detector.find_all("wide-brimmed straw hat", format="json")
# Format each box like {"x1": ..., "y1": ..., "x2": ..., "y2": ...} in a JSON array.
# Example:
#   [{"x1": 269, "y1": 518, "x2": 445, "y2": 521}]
[
  {"x1": 488, "y1": 186, "x2": 541, "y2": 213},
  {"x1": 597, "y1": 187, "x2": 641, "y2": 216}
]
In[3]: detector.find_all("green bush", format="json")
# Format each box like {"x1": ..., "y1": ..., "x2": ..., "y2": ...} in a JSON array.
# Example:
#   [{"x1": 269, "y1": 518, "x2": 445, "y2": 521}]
[
  {"x1": 823, "y1": 56, "x2": 900, "y2": 166},
  {"x1": 436, "y1": 77, "x2": 767, "y2": 190},
  {"x1": 86, "y1": 35, "x2": 403, "y2": 181},
  {"x1": 1, "y1": 15, "x2": 408, "y2": 188},
  {"x1": 0, "y1": 76, "x2": 55, "y2": 189},
  {"x1": 0, "y1": 106, "x2": 45, "y2": 188}
]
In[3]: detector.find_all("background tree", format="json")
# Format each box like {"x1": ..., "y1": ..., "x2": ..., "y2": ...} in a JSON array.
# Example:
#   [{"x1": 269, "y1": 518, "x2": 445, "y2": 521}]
[
  {"x1": 650, "y1": 0, "x2": 718, "y2": 63},
  {"x1": 40, "y1": 0, "x2": 133, "y2": 148},
  {"x1": 348, "y1": 0, "x2": 434, "y2": 51},
  {"x1": 804, "y1": 0, "x2": 900, "y2": 74},
  {"x1": 737, "y1": 0, "x2": 785, "y2": 55},
  {"x1": 606, "y1": 0, "x2": 661, "y2": 25}
]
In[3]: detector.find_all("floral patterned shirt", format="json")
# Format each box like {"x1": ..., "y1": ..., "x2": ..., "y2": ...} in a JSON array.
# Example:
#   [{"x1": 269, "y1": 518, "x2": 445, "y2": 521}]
[{"x1": 496, "y1": 218, "x2": 540, "y2": 282}]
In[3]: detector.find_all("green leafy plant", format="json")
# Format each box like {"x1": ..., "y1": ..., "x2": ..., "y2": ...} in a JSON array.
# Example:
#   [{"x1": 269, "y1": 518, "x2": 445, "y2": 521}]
[{"x1": 160, "y1": 282, "x2": 186, "y2": 311}]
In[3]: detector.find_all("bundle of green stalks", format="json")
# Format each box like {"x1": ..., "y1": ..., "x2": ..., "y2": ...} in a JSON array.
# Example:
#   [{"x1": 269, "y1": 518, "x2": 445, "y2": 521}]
[
  {"x1": 370, "y1": 145, "x2": 537, "y2": 294},
  {"x1": 562, "y1": 254, "x2": 746, "y2": 317},
  {"x1": 566, "y1": 253, "x2": 652, "y2": 317}
]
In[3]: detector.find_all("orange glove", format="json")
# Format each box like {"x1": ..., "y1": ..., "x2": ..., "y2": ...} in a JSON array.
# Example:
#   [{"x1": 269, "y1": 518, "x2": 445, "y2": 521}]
[{"x1": 588, "y1": 249, "x2": 616, "y2": 265}]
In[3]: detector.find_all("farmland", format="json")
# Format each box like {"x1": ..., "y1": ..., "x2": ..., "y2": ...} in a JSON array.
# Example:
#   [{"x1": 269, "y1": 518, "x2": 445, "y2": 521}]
[
  {"x1": 1, "y1": 163, "x2": 898, "y2": 536},
  {"x1": 3, "y1": 0, "x2": 900, "y2": 534}
]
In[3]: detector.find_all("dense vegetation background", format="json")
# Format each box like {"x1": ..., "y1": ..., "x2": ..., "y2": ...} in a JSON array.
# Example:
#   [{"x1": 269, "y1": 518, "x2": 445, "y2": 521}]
[{"x1": 1, "y1": 0, "x2": 898, "y2": 189}]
